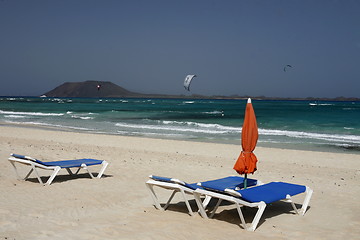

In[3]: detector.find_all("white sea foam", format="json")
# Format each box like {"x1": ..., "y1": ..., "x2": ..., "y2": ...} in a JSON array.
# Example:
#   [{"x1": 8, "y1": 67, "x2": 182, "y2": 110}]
[
  {"x1": 68, "y1": 112, "x2": 95, "y2": 120},
  {"x1": 71, "y1": 115, "x2": 94, "y2": 120},
  {"x1": 115, "y1": 122, "x2": 232, "y2": 134},
  {"x1": 204, "y1": 111, "x2": 223, "y2": 115},
  {"x1": 259, "y1": 128, "x2": 360, "y2": 144},
  {"x1": 161, "y1": 120, "x2": 240, "y2": 131},
  {"x1": 4, "y1": 115, "x2": 27, "y2": 118},
  {"x1": 115, "y1": 120, "x2": 360, "y2": 144},
  {"x1": 117, "y1": 130, "x2": 187, "y2": 138},
  {"x1": 309, "y1": 103, "x2": 334, "y2": 106},
  {"x1": 5, "y1": 120, "x2": 91, "y2": 131},
  {"x1": 0, "y1": 110, "x2": 64, "y2": 116}
]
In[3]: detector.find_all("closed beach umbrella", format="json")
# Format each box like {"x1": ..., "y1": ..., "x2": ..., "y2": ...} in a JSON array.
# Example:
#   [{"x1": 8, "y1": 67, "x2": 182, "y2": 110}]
[{"x1": 233, "y1": 98, "x2": 258, "y2": 188}]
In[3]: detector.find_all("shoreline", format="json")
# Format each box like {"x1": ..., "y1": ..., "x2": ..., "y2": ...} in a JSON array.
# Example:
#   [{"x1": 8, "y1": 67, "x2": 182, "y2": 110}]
[
  {"x1": 1, "y1": 124, "x2": 360, "y2": 239},
  {"x1": 1, "y1": 121, "x2": 359, "y2": 155}
]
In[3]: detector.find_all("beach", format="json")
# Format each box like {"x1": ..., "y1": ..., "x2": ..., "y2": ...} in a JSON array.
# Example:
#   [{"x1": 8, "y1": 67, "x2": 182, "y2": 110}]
[{"x1": 1, "y1": 124, "x2": 360, "y2": 240}]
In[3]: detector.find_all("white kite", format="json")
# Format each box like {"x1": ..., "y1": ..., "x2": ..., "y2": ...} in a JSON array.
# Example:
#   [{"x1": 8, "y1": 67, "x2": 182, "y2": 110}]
[{"x1": 184, "y1": 74, "x2": 197, "y2": 91}]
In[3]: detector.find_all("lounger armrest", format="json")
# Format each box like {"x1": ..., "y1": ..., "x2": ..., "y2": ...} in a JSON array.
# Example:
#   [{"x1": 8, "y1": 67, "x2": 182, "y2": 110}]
[
  {"x1": 149, "y1": 175, "x2": 172, "y2": 182},
  {"x1": 148, "y1": 175, "x2": 186, "y2": 186},
  {"x1": 11, "y1": 153, "x2": 37, "y2": 162},
  {"x1": 171, "y1": 178, "x2": 186, "y2": 186},
  {"x1": 225, "y1": 188, "x2": 242, "y2": 197}
]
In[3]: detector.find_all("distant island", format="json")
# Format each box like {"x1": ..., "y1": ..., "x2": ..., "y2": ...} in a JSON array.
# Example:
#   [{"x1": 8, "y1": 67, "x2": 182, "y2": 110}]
[
  {"x1": 42, "y1": 80, "x2": 360, "y2": 101},
  {"x1": 44, "y1": 80, "x2": 144, "y2": 98}
]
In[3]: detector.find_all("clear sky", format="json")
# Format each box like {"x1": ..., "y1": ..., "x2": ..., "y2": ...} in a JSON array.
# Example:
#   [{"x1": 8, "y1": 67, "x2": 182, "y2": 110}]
[{"x1": 0, "y1": 0, "x2": 359, "y2": 98}]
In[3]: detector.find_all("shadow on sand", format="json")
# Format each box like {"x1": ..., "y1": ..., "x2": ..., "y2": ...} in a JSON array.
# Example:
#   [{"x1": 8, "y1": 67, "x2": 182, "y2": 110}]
[{"x1": 157, "y1": 197, "x2": 310, "y2": 229}]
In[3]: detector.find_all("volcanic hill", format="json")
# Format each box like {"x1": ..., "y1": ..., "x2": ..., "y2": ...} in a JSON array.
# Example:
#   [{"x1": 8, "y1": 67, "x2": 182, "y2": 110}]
[{"x1": 43, "y1": 81, "x2": 144, "y2": 98}]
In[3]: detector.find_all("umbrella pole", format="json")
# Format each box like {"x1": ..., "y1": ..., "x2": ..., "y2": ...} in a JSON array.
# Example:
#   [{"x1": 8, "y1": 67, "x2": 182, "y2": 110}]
[{"x1": 244, "y1": 173, "x2": 248, "y2": 189}]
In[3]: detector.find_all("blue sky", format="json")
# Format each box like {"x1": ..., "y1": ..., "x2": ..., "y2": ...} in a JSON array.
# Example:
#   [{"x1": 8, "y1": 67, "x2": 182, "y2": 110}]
[{"x1": 0, "y1": 0, "x2": 359, "y2": 98}]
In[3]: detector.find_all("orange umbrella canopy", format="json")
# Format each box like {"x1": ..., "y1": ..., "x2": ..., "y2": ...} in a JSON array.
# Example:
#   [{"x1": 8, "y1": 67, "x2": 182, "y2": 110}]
[{"x1": 233, "y1": 98, "x2": 258, "y2": 175}]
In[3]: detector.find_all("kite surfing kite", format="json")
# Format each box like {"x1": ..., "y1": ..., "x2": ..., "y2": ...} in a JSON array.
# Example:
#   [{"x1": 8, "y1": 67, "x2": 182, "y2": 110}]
[
  {"x1": 283, "y1": 65, "x2": 292, "y2": 72},
  {"x1": 184, "y1": 75, "x2": 196, "y2": 91}
]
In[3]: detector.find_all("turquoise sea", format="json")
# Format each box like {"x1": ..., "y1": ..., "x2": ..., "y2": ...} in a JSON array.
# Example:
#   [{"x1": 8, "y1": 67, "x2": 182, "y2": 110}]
[{"x1": 1, "y1": 97, "x2": 359, "y2": 153}]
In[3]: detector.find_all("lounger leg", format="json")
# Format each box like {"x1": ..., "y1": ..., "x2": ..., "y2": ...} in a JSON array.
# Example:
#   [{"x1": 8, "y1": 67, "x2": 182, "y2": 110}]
[
  {"x1": 145, "y1": 183, "x2": 164, "y2": 210},
  {"x1": 202, "y1": 195, "x2": 212, "y2": 209},
  {"x1": 248, "y1": 202, "x2": 266, "y2": 231},
  {"x1": 31, "y1": 164, "x2": 44, "y2": 185},
  {"x1": 24, "y1": 168, "x2": 34, "y2": 180},
  {"x1": 74, "y1": 167, "x2": 82, "y2": 175},
  {"x1": 10, "y1": 161, "x2": 36, "y2": 181},
  {"x1": 299, "y1": 187, "x2": 313, "y2": 215},
  {"x1": 179, "y1": 188, "x2": 194, "y2": 216},
  {"x1": 97, "y1": 161, "x2": 108, "y2": 178},
  {"x1": 81, "y1": 164, "x2": 95, "y2": 179},
  {"x1": 209, "y1": 199, "x2": 223, "y2": 218},
  {"x1": 285, "y1": 195, "x2": 299, "y2": 215},
  {"x1": 66, "y1": 168, "x2": 75, "y2": 175},
  {"x1": 163, "y1": 190, "x2": 177, "y2": 210},
  {"x1": 145, "y1": 182, "x2": 194, "y2": 214},
  {"x1": 9, "y1": 161, "x2": 23, "y2": 180},
  {"x1": 45, "y1": 166, "x2": 61, "y2": 185},
  {"x1": 193, "y1": 192, "x2": 208, "y2": 219},
  {"x1": 235, "y1": 203, "x2": 247, "y2": 230}
]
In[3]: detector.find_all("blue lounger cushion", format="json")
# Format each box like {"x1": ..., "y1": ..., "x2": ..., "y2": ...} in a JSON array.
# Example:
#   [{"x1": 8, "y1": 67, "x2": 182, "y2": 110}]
[
  {"x1": 237, "y1": 182, "x2": 307, "y2": 204},
  {"x1": 150, "y1": 175, "x2": 257, "y2": 191},
  {"x1": 11, "y1": 154, "x2": 103, "y2": 168},
  {"x1": 200, "y1": 176, "x2": 257, "y2": 192},
  {"x1": 39, "y1": 159, "x2": 104, "y2": 168},
  {"x1": 150, "y1": 175, "x2": 172, "y2": 182},
  {"x1": 150, "y1": 175, "x2": 199, "y2": 190}
]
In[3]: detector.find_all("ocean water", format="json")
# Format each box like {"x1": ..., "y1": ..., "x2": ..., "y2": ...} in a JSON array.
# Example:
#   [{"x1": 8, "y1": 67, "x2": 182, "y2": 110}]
[{"x1": 1, "y1": 97, "x2": 359, "y2": 153}]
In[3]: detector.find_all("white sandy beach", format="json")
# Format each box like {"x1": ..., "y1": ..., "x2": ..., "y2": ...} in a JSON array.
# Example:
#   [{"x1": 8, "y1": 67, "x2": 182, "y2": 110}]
[{"x1": 1, "y1": 124, "x2": 360, "y2": 240}]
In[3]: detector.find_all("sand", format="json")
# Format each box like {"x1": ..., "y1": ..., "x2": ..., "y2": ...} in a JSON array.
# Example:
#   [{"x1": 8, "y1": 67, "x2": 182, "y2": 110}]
[{"x1": 1, "y1": 124, "x2": 360, "y2": 240}]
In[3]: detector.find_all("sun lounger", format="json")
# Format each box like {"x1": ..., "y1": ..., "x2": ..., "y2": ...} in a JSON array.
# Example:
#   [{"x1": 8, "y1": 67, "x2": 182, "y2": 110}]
[
  {"x1": 145, "y1": 175, "x2": 258, "y2": 216},
  {"x1": 193, "y1": 181, "x2": 313, "y2": 231},
  {"x1": 8, "y1": 153, "x2": 109, "y2": 185}
]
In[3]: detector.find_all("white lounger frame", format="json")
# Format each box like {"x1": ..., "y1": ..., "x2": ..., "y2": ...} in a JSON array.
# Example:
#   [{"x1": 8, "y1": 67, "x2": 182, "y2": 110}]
[
  {"x1": 145, "y1": 177, "x2": 211, "y2": 216},
  {"x1": 193, "y1": 185, "x2": 313, "y2": 231},
  {"x1": 8, "y1": 157, "x2": 109, "y2": 186}
]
